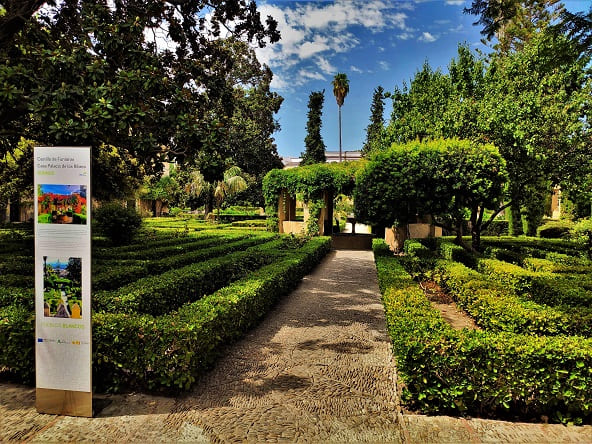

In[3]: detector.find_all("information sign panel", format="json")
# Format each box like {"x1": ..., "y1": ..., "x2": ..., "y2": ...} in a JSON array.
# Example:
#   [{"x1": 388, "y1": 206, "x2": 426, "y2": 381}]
[{"x1": 34, "y1": 146, "x2": 92, "y2": 417}]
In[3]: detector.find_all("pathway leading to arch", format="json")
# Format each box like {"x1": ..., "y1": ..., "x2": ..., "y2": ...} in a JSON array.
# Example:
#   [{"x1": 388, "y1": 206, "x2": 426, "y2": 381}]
[{"x1": 1, "y1": 249, "x2": 591, "y2": 442}]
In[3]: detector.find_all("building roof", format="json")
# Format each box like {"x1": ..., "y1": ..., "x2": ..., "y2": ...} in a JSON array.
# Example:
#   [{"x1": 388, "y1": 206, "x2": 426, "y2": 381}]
[{"x1": 281, "y1": 150, "x2": 362, "y2": 168}]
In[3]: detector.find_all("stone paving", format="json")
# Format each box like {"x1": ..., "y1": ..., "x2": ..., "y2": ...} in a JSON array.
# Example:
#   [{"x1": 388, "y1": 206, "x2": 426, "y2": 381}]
[{"x1": 1, "y1": 249, "x2": 591, "y2": 443}]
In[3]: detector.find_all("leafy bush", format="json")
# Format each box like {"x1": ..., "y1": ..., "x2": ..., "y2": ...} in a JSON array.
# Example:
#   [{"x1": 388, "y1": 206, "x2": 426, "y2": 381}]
[
  {"x1": 92, "y1": 236, "x2": 331, "y2": 391},
  {"x1": 438, "y1": 240, "x2": 478, "y2": 268},
  {"x1": 537, "y1": 220, "x2": 574, "y2": 238},
  {"x1": 433, "y1": 259, "x2": 591, "y2": 337},
  {"x1": 92, "y1": 235, "x2": 272, "y2": 291},
  {"x1": 94, "y1": 202, "x2": 143, "y2": 245},
  {"x1": 93, "y1": 238, "x2": 285, "y2": 315},
  {"x1": 483, "y1": 246, "x2": 524, "y2": 265},
  {"x1": 0, "y1": 305, "x2": 35, "y2": 383},
  {"x1": 477, "y1": 258, "x2": 592, "y2": 307},
  {"x1": 481, "y1": 219, "x2": 509, "y2": 236},
  {"x1": 481, "y1": 236, "x2": 584, "y2": 257},
  {"x1": 0, "y1": 236, "x2": 332, "y2": 391},
  {"x1": 571, "y1": 219, "x2": 592, "y2": 259}
]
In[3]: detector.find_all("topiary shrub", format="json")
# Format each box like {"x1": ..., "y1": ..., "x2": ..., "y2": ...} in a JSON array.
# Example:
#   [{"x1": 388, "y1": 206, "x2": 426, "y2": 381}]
[
  {"x1": 537, "y1": 220, "x2": 574, "y2": 239},
  {"x1": 94, "y1": 202, "x2": 142, "y2": 245}
]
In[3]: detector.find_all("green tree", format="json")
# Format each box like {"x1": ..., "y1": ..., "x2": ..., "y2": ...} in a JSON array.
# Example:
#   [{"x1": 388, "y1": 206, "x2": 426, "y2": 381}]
[
  {"x1": 301, "y1": 91, "x2": 327, "y2": 166},
  {"x1": 384, "y1": 61, "x2": 451, "y2": 144},
  {"x1": 331, "y1": 73, "x2": 350, "y2": 161},
  {"x1": 362, "y1": 86, "x2": 387, "y2": 156},
  {"x1": 227, "y1": 66, "x2": 284, "y2": 185},
  {"x1": 464, "y1": 0, "x2": 563, "y2": 53},
  {"x1": 480, "y1": 30, "x2": 591, "y2": 231},
  {"x1": 354, "y1": 139, "x2": 507, "y2": 251},
  {"x1": 142, "y1": 165, "x2": 182, "y2": 217},
  {"x1": 0, "y1": 0, "x2": 279, "y2": 200}
]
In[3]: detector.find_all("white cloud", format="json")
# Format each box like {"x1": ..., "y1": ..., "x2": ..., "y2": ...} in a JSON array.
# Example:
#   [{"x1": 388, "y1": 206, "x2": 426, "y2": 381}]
[
  {"x1": 418, "y1": 32, "x2": 437, "y2": 42},
  {"x1": 350, "y1": 65, "x2": 364, "y2": 74},
  {"x1": 298, "y1": 39, "x2": 330, "y2": 59},
  {"x1": 378, "y1": 61, "x2": 390, "y2": 71},
  {"x1": 445, "y1": 0, "x2": 466, "y2": 5},
  {"x1": 317, "y1": 57, "x2": 336, "y2": 75},
  {"x1": 255, "y1": 0, "x2": 411, "y2": 91},
  {"x1": 397, "y1": 31, "x2": 414, "y2": 40},
  {"x1": 298, "y1": 69, "x2": 326, "y2": 81}
]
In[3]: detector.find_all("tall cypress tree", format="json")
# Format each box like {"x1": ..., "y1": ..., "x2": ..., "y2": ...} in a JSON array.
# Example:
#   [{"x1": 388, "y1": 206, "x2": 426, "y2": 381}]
[
  {"x1": 362, "y1": 86, "x2": 386, "y2": 156},
  {"x1": 301, "y1": 90, "x2": 326, "y2": 166}
]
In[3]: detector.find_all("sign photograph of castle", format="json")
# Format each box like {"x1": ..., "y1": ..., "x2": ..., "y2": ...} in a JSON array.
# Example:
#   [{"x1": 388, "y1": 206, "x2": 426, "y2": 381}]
[{"x1": 37, "y1": 184, "x2": 87, "y2": 224}]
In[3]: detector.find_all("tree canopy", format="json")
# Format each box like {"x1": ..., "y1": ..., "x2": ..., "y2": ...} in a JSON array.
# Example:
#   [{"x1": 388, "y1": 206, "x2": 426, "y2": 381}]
[
  {"x1": 0, "y1": 0, "x2": 280, "y2": 201},
  {"x1": 354, "y1": 139, "x2": 507, "y2": 250}
]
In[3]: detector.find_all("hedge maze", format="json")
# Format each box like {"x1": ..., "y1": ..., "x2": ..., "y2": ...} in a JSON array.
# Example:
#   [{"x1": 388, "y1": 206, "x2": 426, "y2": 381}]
[
  {"x1": 0, "y1": 228, "x2": 331, "y2": 392},
  {"x1": 375, "y1": 237, "x2": 592, "y2": 425}
]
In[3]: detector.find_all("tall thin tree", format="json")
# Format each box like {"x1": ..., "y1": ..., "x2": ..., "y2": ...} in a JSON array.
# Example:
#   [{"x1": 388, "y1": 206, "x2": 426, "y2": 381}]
[
  {"x1": 301, "y1": 90, "x2": 326, "y2": 166},
  {"x1": 331, "y1": 73, "x2": 349, "y2": 162},
  {"x1": 362, "y1": 86, "x2": 387, "y2": 156}
]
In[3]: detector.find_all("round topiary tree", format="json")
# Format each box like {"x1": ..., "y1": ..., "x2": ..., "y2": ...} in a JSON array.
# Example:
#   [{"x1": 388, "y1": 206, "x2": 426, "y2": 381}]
[
  {"x1": 354, "y1": 138, "x2": 507, "y2": 251},
  {"x1": 94, "y1": 202, "x2": 142, "y2": 245}
]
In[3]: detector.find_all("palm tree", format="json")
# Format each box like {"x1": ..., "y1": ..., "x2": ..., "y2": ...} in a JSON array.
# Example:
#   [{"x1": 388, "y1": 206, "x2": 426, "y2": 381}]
[
  {"x1": 331, "y1": 73, "x2": 349, "y2": 162},
  {"x1": 185, "y1": 166, "x2": 247, "y2": 221}
]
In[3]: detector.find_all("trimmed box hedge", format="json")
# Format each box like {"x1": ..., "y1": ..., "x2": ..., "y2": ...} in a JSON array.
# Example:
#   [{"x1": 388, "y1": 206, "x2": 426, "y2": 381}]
[
  {"x1": 373, "y1": 240, "x2": 592, "y2": 424},
  {"x1": 480, "y1": 236, "x2": 585, "y2": 257},
  {"x1": 92, "y1": 234, "x2": 271, "y2": 291},
  {"x1": 433, "y1": 259, "x2": 592, "y2": 337},
  {"x1": 477, "y1": 258, "x2": 592, "y2": 308},
  {"x1": 92, "y1": 238, "x2": 287, "y2": 315},
  {"x1": 0, "y1": 236, "x2": 332, "y2": 391},
  {"x1": 92, "y1": 236, "x2": 332, "y2": 391}
]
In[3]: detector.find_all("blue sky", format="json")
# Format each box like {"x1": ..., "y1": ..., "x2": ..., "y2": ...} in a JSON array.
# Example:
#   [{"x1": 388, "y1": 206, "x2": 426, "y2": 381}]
[
  {"x1": 253, "y1": 0, "x2": 590, "y2": 158},
  {"x1": 40, "y1": 184, "x2": 86, "y2": 196}
]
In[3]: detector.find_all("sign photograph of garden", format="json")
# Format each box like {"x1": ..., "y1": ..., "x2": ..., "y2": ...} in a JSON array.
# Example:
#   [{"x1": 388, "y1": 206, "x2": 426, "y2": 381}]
[
  {"x1": 37, "y1": 184, "x2": 87, "y2": 224},
  {"x1": 42, "y1": 256, "x2": 82, "y2": 319}
]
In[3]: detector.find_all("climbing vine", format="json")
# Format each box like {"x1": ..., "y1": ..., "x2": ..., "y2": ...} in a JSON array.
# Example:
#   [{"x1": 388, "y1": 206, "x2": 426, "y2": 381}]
[{"x1": 263, "y1": 162, "x2": 362, "y2": 234}]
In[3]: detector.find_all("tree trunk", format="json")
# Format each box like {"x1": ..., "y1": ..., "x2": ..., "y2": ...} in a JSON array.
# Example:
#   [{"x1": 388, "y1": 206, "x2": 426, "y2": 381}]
[
  {"x1": 338, "y1": 106, "x2": 342, "y2": 162},
  {"x1": 508, "y1": 202, "x2": 523, "y2": 236}
]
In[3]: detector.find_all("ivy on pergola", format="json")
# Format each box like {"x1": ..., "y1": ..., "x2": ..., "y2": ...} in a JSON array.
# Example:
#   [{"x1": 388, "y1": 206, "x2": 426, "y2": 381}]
[{"x1": 262, "y1": 162, "x2": 362, "y2": 234}]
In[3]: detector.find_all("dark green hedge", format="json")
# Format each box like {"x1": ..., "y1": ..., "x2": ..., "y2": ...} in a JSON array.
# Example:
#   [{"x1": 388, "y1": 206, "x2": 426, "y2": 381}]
[
  {"x1": 92, "y1": 234, "x2": 270, "y2": 291},
  {"x1": 0, "y1": 256, "x2": 34, "y2": 275},
  {"x1": 522, "y1": 257, "x2": 591, "y2": 274},
  {"x1": 93, "y1": 238, "x2": 285, "y2": 315},
  {"x1": 373, "y1": 240, "x2": 592, "y2": 424},
  {"x1": 0, "y1": 237, "x2": 332, "y2": 390},
  {"x1": 0, "y1": 305, "x2": 35, "y2": 383},
  {"x1": 0, "y1": 286, "x2": 34, "y2": 310},
  {"x1": 480, "y1": 236, "x2": 584, "y2": 257},
  {"x1": 437, "y1": 240, "x2": 478, "y2": 268},
  {"x1": 92, "y1": 236, "x2": 331, "y2": 391}
]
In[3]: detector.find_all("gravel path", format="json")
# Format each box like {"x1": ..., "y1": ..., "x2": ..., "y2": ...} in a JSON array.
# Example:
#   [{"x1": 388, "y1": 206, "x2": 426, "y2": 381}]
[{"x1": 1, "y1": 249, "x2": 591, "y2": 442}]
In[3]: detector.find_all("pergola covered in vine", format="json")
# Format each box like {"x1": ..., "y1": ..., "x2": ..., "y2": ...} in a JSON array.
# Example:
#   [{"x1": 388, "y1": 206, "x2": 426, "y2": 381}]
[{"x1": 262, "y1": 162, "x2": 361, "y2": 236}]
